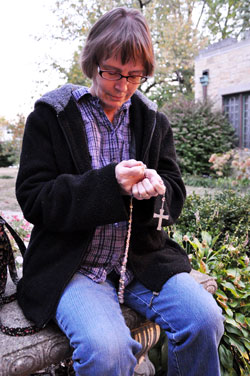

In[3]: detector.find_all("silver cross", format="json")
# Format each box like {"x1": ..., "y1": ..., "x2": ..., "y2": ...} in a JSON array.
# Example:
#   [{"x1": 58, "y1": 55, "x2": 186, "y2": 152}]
[{"x1": 153, "y1": 197, "x2": 169, "y2": 231}]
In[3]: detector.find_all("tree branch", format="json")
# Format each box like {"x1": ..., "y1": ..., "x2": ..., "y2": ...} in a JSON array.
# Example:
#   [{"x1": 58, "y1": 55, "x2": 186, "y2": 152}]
[
  {"x1": 195, "y1": 0, "x2": 207, "y2": 29},
  {"x1": 144, "y1": 80, "x2": 165, "y2": 93},
  {"x1": 137, "y1": 0, "x2": 153, "y2": 9}
]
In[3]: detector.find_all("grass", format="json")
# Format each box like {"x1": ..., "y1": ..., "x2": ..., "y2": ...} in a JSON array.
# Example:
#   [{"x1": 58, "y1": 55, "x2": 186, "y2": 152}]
[
  {"x1": 183, "y1": 174, "x2": 250, "y2": 191},
  {"x1": 0, "y1": 175, "x2": 13, "y2": 179}
]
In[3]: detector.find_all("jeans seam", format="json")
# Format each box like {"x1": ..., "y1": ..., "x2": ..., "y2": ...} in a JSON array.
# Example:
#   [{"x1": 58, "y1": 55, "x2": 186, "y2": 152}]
[
  {"x1": 125, "y1": 288, "x2": 183, "y2": 375},
  {"x1": 125, "y1": 288, "x2": 178, "y2": 340}
]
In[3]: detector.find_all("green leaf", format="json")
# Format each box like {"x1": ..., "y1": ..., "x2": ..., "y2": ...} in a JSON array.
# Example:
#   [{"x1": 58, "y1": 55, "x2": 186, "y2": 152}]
[
  {"x1": 221, "y1": 282, "x2": 240, "y2": 298},
  {"x1": 225, "y1": 269, "x2": 238, "y2": 278},
  {"x1": 240, "y1": 328, "x2": 250, "y2": 339},
  {"x1": 234, "y1": 279, "x2": 246, "y2": 289},
  {"x1": 225, "y1": 324, "x2": 242, "y2": 337},
  {"x1": 172, "y1": 230, "x2": 183, "y2": 245},
  {"x1": 227, "y1": 336, "x2": 249, "y2": 360},
  {"x1": 235, "y1": 313, "x2": 247, "y2": 327},
  {"x1": 243, "y1": 339, "x2": 250, "y2": 351},
  {"x1": 225, "y1": 317, "x2": 241, "y2": 329},
  {"x1": 228, "y1": 300, "x2": 240, "y2": 308},
  {"x1": 216, "y1": 289, "x2": 228, "y2": 300},
  {"x1": 245, "y1": 317, "x2": 250, "y2": 327},
  {"x1": 201, "y1": 231, "x2": 212, "y2": 246},
  {"x1": 241, "y1": 292, "x2": 250, "y2": 299},
  {"x1": 219, "y1": 343, "x2": 233, "y2": 369}
]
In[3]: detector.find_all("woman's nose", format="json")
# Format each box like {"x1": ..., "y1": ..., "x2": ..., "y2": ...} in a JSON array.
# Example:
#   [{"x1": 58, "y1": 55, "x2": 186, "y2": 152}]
[{"x1": 114, "y1": 77, "x2": 128, "y2": 91}]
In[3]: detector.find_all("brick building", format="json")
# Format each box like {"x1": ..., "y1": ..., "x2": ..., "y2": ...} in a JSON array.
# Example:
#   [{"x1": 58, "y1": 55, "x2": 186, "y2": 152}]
[{"x1": 194, "y1": 35, "x2": 250, "y2": 148}]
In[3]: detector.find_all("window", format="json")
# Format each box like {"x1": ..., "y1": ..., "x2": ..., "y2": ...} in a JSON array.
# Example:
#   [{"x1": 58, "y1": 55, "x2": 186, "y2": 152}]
[
  {"x1": 223, "y1": 92, "x2": 250, "y2": 148},
  {"x1": 243, "y1": 94, "x2": 250, "y2": 148}
]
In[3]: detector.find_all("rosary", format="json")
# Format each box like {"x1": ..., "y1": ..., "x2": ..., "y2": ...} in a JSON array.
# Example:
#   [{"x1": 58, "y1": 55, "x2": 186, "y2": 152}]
[
  {"x1": 153, "y1": 196, "x2": 169, "y2": 230},
  {"x1": 118, "y1": 194, "x2": 169, "y2": 303}
]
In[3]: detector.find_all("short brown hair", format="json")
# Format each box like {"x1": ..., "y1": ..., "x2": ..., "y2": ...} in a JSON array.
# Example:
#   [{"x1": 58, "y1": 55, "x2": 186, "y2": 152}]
[{"x1": 80, "y1": 7, "x2": 155, "y2": 78}]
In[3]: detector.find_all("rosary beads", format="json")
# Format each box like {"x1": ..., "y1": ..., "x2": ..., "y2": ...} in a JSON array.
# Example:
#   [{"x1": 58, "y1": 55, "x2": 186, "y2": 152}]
[
  {"x1": 118, "y1": 194, "x2": 169, "y2": 304},
  {"x1": 153, "y1": 196, "x2": 169, "y2": 231},
  {"x1": 118, "y1": 196, "x2": 133, "y2": 304}
]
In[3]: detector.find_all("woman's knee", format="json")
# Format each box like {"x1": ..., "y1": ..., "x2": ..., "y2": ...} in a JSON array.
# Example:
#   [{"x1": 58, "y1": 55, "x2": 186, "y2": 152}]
[
  {"x1": 72, "y1": 329, "x2": 140, "y2": 376},
  {"x1": 189, "y1": 294, "x2": 225, "y2": 344},
  {"x1": 204, "y1": 300, "x2": 224, "y2": 342}
]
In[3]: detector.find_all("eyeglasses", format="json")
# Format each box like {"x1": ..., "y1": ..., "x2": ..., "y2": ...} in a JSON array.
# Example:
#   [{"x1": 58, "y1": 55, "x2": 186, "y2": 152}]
[{"x1": 97, "y1": 66, "x2": 147, "y2": 84}]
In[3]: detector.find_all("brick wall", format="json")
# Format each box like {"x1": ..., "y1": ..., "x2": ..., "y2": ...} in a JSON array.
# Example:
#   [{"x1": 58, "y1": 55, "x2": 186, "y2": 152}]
[{"x1": 194, "y1": 36, "x2": 250, "y2": 110}]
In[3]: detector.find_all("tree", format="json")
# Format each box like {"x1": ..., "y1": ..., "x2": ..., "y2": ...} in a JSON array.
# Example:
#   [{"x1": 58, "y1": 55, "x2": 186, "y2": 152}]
[
  {"x1": 49, "y1": 0, "x2": 207, "y2": 106},
  {"x1": 7, "y1": 114, "x2": 25, "y2": 161},
  {"x1": 42, "y1": 0, "x2": 250, "y2": 107},
  {"x1": 196, "y1": 0, "x2": 250, "y2": 42},
  {"x1": 142, "y1": 0, "x2": 207, "y2": 105},
  {"x1": 0, "y1": 117, "x2": 12, "y2": 167},
  {"x1": 52, "y1": 48, "x2": 91, "y2": 87},
  {"x1": 0, "y1": 114, "x2": 25, "y2": 166}
]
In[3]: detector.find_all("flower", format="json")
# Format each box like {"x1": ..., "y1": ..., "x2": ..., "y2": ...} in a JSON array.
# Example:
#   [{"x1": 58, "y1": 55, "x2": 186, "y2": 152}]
[
  {"x1": 15, "y1": 256, "x2": 23, "y2": 265},
  {"x1": 209, "y1": 154, "x2": 216, "y2": 163},
  {"x1": 195, "y1": 210, "x2": 200, "y2": 223}
]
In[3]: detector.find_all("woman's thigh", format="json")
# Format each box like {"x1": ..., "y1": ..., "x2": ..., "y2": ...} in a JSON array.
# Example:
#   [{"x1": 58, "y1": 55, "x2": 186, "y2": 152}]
[
  {"x1": 55, "y1": 272, "x2": 141, "y2": 376},
  {"x1": 124, "y1": 272, "x2": 223, "y2": 338},
  {"x1": 124, "y1": 272, "x2": 224, "y2": 376}
]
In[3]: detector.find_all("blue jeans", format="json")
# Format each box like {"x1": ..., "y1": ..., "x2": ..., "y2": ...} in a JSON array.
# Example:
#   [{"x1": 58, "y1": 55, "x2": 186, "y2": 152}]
[{"x1": 55, "y1": 272, "x2": 224, "y2": 376}]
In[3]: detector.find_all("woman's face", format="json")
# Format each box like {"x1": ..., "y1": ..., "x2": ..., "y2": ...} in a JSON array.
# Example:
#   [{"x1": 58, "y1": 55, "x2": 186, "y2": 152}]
[{"x1": 90, "y1": 54, "x2": 145, "y2": 122}]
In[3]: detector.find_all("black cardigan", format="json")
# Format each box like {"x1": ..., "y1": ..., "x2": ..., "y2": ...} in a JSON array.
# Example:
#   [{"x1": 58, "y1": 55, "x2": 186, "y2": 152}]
[{"x1": 16, "y1": 85, "x2": 191, "y2": 328}]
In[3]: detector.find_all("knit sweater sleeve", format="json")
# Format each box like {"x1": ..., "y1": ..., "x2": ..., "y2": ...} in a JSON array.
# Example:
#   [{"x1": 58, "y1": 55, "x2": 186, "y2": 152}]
[{"x1": 16, "y1": 106, "x2": 129, "y2": 232}]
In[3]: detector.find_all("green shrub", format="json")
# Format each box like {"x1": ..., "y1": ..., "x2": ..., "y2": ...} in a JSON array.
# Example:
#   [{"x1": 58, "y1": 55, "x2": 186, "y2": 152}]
[
  {"x1": 150, "y1": 227, "x2": 250, "y2": 375},
  {"x1": 175, "y1": 190, "x2": 250, "y2": 250},
  {"x1": 150, "y1": 191, "x2": 250, "y2": 375},
  {"x1": 172, "y1": 230, "x2": 250, "y2": 375},
  {"x1": 162, "y1": 98, "x2": 237, "y2": 175},
  {"x1": 171, "y1": 191, "x2": 250, "y2": 375},
  {"x1": 183, "y1": 174, "x2": 250, "y2": 191},
  {"x1": 0, "y1": 141, "x2": 16, "y2": 167}
]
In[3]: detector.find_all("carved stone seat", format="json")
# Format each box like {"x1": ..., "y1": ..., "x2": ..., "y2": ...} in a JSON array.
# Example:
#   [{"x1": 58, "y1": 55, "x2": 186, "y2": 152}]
[{"x1": 0, "y1": 270, "x2": 217, "y2": 376}]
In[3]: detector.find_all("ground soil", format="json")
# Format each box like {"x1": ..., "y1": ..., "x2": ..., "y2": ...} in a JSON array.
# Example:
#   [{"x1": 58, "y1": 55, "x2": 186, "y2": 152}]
[{"x1": 0, "y1": 167, "x2": 20, "y2": 214}]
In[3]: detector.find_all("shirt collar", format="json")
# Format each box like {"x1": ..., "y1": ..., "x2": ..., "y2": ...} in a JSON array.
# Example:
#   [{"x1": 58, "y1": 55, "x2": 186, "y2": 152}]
[{"x1": 72, "y1": 86, "x2": 131, "y2": 113}]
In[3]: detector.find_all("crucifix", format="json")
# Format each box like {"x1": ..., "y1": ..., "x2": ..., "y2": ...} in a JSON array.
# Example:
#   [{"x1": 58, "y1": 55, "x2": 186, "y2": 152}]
[{"x1": 153, "y1": 196, "x2": 169, "y2": 231}]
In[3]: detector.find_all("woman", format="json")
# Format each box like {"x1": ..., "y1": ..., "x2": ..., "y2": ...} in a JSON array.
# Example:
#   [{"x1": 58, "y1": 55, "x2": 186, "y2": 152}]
[{"x1": 16, "y1": 7, "x2": 224, "y2": 376}]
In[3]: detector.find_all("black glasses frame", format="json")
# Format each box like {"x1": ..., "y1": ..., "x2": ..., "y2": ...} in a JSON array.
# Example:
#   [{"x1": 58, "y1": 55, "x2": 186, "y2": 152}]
[{"x1": 97, "y1": 66, "x2": 148, "y2": 84}]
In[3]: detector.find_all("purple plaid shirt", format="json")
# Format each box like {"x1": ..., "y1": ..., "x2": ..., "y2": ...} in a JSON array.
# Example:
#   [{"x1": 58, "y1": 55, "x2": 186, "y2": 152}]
[{"x1": 72, "y1": 87, "x2": 133, "y2": 285}]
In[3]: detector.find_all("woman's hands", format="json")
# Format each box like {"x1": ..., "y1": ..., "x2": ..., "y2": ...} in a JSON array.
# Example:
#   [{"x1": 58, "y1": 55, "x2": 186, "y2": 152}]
[
  {"x1": 132, "y1": 168, "x2": 166, "y2": 200},
  {"x1": 115, "y1": 159, "x2": 146, "y2": 195},
  {"x1": 115, "y1": 159, "x2": 165, "y2": 200}
]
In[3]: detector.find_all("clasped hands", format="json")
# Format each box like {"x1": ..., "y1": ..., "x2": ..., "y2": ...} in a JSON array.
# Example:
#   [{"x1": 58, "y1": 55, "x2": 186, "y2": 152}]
[{"x1": 115, "y1": 159, "x2": 165, "y2": 200}]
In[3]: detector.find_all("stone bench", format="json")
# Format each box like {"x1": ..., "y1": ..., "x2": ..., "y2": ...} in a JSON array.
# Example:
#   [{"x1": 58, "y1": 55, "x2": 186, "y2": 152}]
[{"x1": 0, "y1": 270, "x2": 217, "y2": 376}]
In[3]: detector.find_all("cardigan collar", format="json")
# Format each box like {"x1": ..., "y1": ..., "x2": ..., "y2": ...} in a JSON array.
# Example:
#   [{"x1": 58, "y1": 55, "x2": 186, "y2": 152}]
[
  {"x1": 35, "y1": 84, "x2": 158, "y2": 171},
  {"x1": 35, "y1": 84, "x2": 158, "y2": 115}
]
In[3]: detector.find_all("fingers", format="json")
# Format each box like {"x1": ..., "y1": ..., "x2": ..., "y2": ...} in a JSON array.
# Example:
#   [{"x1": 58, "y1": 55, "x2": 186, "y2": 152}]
[
  {"x1": 144, "y1": 169, "x2": 166, "y2": 195},
  {"x1": 120, "y1": 159, "x2": 146, "y2": 169},
  {"x1": 132, "y1": 169, "x2": 166, "y2": 200},
  {"x1": 116, "y1": 160, "x2": 146, "y2": 176},
  {"x1": 132, "y1": 179, "x2": 157, "y2": 200},
  {"x1": 115, "y1": 161, "x2": 166, "y2": 199},
  {"x1": 115, "y1": 160, "x2": 147, "y2": 195}
]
